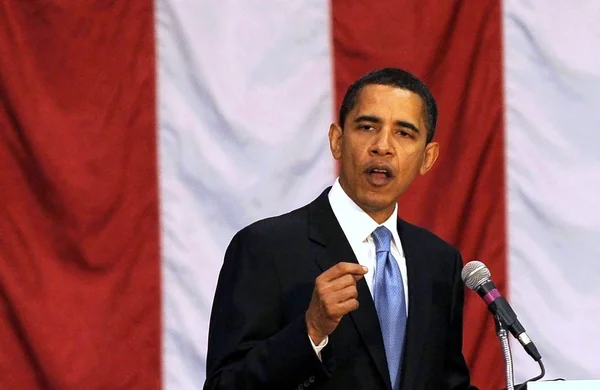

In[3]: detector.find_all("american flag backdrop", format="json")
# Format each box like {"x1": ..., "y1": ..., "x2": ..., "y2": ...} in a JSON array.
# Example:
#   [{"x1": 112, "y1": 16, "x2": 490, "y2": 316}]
[{"x1": 1, "y1": 1, "x2": 599, "y2": 389}]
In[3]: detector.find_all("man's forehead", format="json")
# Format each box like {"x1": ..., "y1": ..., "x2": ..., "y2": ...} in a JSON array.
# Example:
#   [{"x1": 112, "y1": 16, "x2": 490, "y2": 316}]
[
  {"x1": 354, "y1": 85, "x2": 422, "y2": 106},
  {"x1": 350, "y1": 85, "x2": 425, "y2": 117}
]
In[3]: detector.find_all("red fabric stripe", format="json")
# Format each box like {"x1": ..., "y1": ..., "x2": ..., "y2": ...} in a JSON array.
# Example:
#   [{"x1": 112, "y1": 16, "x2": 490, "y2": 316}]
[
  {"x1": 332, "y1": 1, "x2": 505, "y2": 388},
  {"x1": 0, "y1": 2, "x2": 160, "y2": 389}
]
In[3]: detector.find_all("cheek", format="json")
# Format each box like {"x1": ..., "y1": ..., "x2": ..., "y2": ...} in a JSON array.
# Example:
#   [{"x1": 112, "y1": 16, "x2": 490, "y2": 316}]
[
  {"x1": 396, "y1": 148, "x2": 424, "y2": 172},
  {"x1": 343, "y1": 144, "x2": 365, "y2": 167}
]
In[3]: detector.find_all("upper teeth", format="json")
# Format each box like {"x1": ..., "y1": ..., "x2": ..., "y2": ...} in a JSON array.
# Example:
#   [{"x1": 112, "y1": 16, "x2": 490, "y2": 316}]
[{"x1": 373, "y1": 169, "x2": 386, "y2": 173}]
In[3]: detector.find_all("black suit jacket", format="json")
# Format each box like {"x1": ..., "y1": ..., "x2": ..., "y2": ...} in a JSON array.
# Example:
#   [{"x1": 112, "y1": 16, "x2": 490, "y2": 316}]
[{"x1": 204, "y1": 188, "x2": 477, "y2": 390}]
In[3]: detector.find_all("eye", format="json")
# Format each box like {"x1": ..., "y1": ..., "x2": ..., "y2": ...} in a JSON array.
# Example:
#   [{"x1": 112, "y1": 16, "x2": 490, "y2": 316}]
[
  {"x1": 398, "y1": 130, "x2": 413, "y2": 138},
  {"x1": 359, "y1": 125, "x2": 375, "y2": 131}
]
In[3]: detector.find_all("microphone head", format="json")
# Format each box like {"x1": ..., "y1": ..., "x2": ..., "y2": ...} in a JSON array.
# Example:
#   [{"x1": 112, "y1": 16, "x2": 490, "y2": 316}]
[{"x1": 461, "y1": 260, "x2": 491, "y2": 290}]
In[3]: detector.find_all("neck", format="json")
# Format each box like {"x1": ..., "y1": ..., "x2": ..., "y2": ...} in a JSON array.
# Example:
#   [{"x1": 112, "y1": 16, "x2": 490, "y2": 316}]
[
  {"x1": 367, "y1": 207, "x2": 396, "y2": 224},
  {"x1": 337, "y1": 178, "x2": 396, "y2": 224}
]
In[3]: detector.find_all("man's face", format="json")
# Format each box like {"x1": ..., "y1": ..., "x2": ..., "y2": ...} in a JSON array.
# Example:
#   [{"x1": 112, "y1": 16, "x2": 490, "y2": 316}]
[{"x1": 329, "y1": 84, "x2": 439, "y2": 223}]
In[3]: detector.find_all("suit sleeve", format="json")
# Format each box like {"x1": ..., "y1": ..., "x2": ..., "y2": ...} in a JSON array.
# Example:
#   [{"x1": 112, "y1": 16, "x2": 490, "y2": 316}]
[
  {"x1": 442, "y1": 252, "x2": 479, "y2": 390},
  {"x1": 203, "y1": 227, "x2": 331, "y2": 390}
]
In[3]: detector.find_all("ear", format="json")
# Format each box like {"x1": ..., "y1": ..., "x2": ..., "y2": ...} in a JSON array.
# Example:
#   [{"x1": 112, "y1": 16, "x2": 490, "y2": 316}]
[
  {"x1": 419, "y1": 141, "x2": 439, "y2": 175},
  {"x1": 329, "y1": 123, "x2": 343, "y2": 160}
]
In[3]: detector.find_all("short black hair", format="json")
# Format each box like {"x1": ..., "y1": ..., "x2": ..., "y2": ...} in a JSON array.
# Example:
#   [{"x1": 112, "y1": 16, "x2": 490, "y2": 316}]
[{"x1": 338, "y1": 68, "x2": 438, "y2": 143}]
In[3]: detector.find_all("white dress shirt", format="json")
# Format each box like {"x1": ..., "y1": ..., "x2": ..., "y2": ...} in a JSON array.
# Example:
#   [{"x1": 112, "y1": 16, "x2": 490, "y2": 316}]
[{"x1": 310, "y1": 178, "x2": 410, "y2": 358}]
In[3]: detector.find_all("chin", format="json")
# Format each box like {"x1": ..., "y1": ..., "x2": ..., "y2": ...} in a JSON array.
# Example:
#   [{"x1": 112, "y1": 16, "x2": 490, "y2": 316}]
[{"x1": 357, "y1": 192, "x2": 396, "y2": 213}]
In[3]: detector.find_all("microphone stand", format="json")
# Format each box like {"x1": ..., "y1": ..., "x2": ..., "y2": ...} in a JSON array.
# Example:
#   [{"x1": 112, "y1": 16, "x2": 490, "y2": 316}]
[{"x1": 494, "y1": 315, "x2": 515, "y2": 390}]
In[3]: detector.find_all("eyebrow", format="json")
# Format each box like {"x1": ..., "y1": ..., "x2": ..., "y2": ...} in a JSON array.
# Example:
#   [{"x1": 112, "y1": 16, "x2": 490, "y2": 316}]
[{"x1": 354, "y1": 115, "x2": 420, "y2": 133}]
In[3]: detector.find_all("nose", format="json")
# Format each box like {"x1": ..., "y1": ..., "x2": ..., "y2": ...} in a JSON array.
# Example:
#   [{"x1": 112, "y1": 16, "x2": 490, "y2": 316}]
[{"x1": 370, "y1": 129, "x2": 393, "y2": 156}]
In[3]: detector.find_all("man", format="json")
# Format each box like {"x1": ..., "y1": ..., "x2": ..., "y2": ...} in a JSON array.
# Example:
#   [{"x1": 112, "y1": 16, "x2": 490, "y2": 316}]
[{"x1": 204, "y1": 68, "x2": 478, "y2": 389}]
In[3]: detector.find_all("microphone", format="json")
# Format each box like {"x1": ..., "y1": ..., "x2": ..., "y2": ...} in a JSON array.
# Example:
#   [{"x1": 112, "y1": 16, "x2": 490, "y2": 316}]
[{"x1": 461, "y1": 260, "x2": 542, "y2": 362}]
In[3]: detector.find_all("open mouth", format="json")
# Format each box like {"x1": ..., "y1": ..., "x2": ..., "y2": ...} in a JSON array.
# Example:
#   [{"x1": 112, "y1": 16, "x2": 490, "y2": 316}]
[
  {"x1": 368, "y1": 167, "x2": 392, "y2": 177},
  {"x1": 365, "y1": 165, "x2": 394, "y2": 186}
]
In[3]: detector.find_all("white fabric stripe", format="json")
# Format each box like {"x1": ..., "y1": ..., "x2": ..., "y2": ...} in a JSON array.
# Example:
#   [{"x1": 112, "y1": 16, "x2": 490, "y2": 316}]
[
  {"x1": 505, "y1": 1, "x2": 600, "y2": 382},
  {"x1": 157, "y1": 1, "x2": 334, "y2": 388},
  {"x1": 157, "y1": 0, "x2": 335, "y2": 390}
]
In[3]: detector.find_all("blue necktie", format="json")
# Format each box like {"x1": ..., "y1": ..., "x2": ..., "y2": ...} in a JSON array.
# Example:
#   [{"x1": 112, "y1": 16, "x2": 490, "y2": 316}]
[{"x1": 372, "y1": 226, "x2": 407, "y2": 390}]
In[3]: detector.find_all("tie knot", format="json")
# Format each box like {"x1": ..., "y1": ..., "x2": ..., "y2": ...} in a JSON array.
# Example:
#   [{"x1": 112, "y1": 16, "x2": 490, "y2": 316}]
[{"x1": 372, "y1": 226, "x2": 392, "y2": 254}]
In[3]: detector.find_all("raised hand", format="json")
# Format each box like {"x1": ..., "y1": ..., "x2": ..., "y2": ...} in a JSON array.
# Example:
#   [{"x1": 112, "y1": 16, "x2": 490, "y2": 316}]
[{"x1": 305, "y1": 262, "x2": 368, "y2": 344}]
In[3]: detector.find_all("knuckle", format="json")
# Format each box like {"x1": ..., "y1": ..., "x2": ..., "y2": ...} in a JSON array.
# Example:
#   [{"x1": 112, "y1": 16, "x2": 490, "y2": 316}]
[
  {"x1": 324, "y1": 305, "x2": 335, "y2": 318},
  {"x1": 315, "y1": 280, "x2": 327, "y2": 292}
]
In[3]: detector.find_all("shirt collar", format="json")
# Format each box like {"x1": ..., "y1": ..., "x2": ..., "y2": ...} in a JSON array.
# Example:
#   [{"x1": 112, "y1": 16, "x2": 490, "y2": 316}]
[{"x1": 328, "y1": 178, "x2": 402, "y2": 252}]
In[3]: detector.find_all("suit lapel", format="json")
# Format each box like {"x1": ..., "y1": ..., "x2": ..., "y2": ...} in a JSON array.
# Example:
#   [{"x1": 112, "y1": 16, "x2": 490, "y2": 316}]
[
  {"x1": 308, "y1": 189, "x2": 392, "y2": 390},
  {"x1": 397, "y1": 219, "x2": 432, "y2": 390}
]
